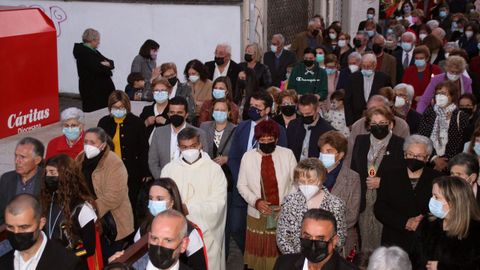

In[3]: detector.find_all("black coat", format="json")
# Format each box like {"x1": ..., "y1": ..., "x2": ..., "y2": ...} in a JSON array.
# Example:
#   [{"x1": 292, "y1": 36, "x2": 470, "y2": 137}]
[
  {"x1": 394, "y1": 49, "x2": 415, "y2": 85},
  {"x1": 286, "y1": 116, "x2": 334, "y2": 161},
  {"x1": 410, "y1": 219, "x2": 480, "y2": 270},
  {"x1": 406, "y1": 109, "x2": 422, "y2": 135},
  {"x1": 139, "y1": 102, "x2": 170, "y2": 138},
  {"x1": 350, "y1": 134, "x2": 405, "y2": 213},
  {"x1": 273, "y1": 252, "x2": 359, "y2": 270},
  {"x1": 205, "y1": 59, "x2": 241, "y2": 89},
  {"x1": 73, "y1": 43, "x2": 115, "y2": 112},
  {"x1": 0, "y1": 237, "x2": 87, "y2": 270},
  {"x1": 263, "y1": 50, "x2": 297, "y2": 87},
  {"x1": 344, "y1": 71, "x2": 392, "y2": 126},
  {"x1": 374, "y1": 167, "x2": 442, "y2": 252}
]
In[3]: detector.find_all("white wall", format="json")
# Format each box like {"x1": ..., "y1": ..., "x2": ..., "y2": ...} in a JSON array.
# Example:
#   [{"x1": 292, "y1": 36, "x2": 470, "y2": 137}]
[
  {"x1": 343, "y1": 0, "x2": 379, "y2": 38},
  {"x1": 1, "y1": 0, "x2": 242, "y2": 93}
]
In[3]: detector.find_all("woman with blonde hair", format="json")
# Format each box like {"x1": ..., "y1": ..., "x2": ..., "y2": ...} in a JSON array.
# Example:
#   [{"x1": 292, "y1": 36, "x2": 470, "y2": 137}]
[{"x1": 239, "y1": 43, "x2": 272, "y2": 89}]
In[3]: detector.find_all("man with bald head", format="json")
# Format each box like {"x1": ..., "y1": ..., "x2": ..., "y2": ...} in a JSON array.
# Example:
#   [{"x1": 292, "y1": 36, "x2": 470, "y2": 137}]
[
  {"x1": 372, "y1": 34, "x2": 397, "y2": 85},
  {"x1": 344, "y1": 54, "x2": 392, "y2": 126},
  {"x1": 0, "y1": 194, "x2": 86, "y2": 269},
  {"x1": 205, "y1": 43, "x2": 241, "y2": 88},
  {"x1": 264, "y1": 34, "x2": 296, "y2": 87},
  {"x1": 147, "y1": 209, "x2": 192, "y2": 270}
]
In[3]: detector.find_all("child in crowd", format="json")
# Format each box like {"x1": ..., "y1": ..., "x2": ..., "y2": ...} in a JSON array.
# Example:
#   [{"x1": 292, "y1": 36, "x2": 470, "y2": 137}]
[
  {"x1": 322, "y1": 89, "x2": 349, "y2": 137},
  {"x1": 125, "y1": 72, "x2": 145, "y2": 101}
]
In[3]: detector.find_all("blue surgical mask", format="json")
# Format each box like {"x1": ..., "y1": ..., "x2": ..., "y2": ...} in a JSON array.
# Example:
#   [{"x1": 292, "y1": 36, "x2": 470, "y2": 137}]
[
  {"x1": 401, "y1": 42, "x2": 412, "y2": 51},
  {"x1": 319, "y1": 153, "x2": 336, "y2": 168},
  {"x1": 387, "y1": 28, "x2": 393, "y2": 34},
  {"x1": 248, "y1": 106, "x2": 262, "y2": 121},
  {"x1": 474, "y1": 142, "x2": 480, "y2": 156},
  {"x1": 325, "y1": 68, "x2": 336, "y2": 75},
  {"x1": 212, "y1": 110, "x2": 228, "y2": 123},
  {"x1": 429, "y1": 197, "x2": 448, "y2": 219},
  {"x1": 212, "y1": 89, "x2": 226, "y2": 99},
  {"x1": 111, "y1": 109, "x2": 127, "y2": 119},
  {"x1": 361, "y1": 69, "x2": 374, "y2": 77},
  {"x1": 415, "y1": 59, "x2": 426, "y2": 68},
  {"x1": 366, "y1": 30, "x2": 375, "y2": 37},
  {"x1": 316, "y1": 54, "x2": 325, "y2": 63},
  {"x1": 148, "y1": 200, "x2": 167, "y2": 217},
  {"x1": 439, "y1": 11, "x2": 447, "y2": 18},
  {"x1": 62, "y1": 127, "x2": 81, "y2": 141},
  {"x1": 367, "y1": 14, "x2": 374, "y2": 20},
  {"x1": 154, "y1": 91, "x2": 169, "y2": 103}
]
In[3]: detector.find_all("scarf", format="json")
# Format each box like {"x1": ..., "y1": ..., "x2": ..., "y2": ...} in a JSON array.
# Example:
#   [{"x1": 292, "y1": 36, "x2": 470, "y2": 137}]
[
  {"x1": 367, "y1": 132, "x2": 392, "y2": 173},
  {"x1": 260, "y1": 155, "x2": 279, "y2": 206},
  {"x1": 431, "y1": 103, "x2": 456, "y2": 148}
]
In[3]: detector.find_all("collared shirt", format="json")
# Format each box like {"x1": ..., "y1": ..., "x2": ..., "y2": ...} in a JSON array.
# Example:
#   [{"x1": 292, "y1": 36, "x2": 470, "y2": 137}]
[
  {"x1": 14, "y1": 231, "x2": 47, "y2": 270},
  {"x1": 170, "y1": 123, "x2": 187, "y2": 161},
  {"x1": 15, "y1": 168, "x2": 40, "y2": 195},
  {"x1": 402, "y1": 48, "x2": 414, "y2": 68},
  {"x1": 363, "y1": 74, "x2": 375, "y2": 102},
  {"x1": 300, "y1": 124, "x2": 312, "y2": 161},
  {"x1": 146, "y1": 259, "x2": 180, "y2": 270},
  {"x1": 213, "y1": 60, "x2": 231, "y2": 81},
  {"x1": 169, "y1": 82, "x2": 178, "y2": 99},
  {"x1": 247, "y1": 120, "x2": 258, "y2": 151}
]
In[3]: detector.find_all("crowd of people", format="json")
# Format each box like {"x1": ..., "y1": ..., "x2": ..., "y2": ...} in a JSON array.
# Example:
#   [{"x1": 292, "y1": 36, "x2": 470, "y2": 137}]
[{"x1": 1, "y1": 0, "x2": 480, "y2": 269}]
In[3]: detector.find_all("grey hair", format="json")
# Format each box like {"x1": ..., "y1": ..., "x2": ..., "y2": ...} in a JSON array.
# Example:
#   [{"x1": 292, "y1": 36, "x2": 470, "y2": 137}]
[
  {"x1": 444, "y1": 41, "x2": 459, "y2": 50},
  {"x1": 348, "y1": 51, "x2": 362, "y2": 61},
  {"x1": 392, "y1": 24, "x2": 406, "y2": 37},
  {"x1": 432, "y1": 27, "x2": 446, "y2": 39},
  {"x1": 445, "y1": 55, "x2": 467, "y2": 71},
  {"x1": 367, "y1": 246, "x2": 412, "y2": 270},
  {"x1": 82, "y1": 28, "x2": 100, "y2": 43},
  {"x1": 6, "y1": 194, "x2": 43, "y2": 222},
  {"x1": 60, "y1": 107, "x2": 85, "y2": 123},
  {"x1": 153, "y1": 209, "x2": 188, "y2": 239},
  {"x1": 272, "y1": 34, "x2": 285, "y2": 46},
  {"x1": 356, "y1": 30, "x2": 369, "y2": 40},
  {"x1": 367, "y1": 95, "x2": 389, "y2": 107},
  {"x1": 17, "y1": 137, "x2": 44, "y2": 158},
  {"x1": 85, "y1": 127, "x2": 108, "y2": 143},
  {"x1": 308, "y1": 19, "x2": 318, "y2": 27},
  {"x1": 362, "y1": 53, "x2": 377, "y2": 65},
  {"x1": 402, "y1": 31, "x2": 417, "y2": 43},
  {"x1": 394, "y1": 83, "x2": 415, "y2": 101},
  {"x1": 403, "y1": 134, "x2": 433, "y2": 156},
  {"x1": 426, "y1": 19, "x2": 440, "y2": 29},
  {"x1": 386, "y1": 32, "x2": 398, "y2": 41},
  {"x1": 217, "y1": 43, "x2": 232, "y2": 55}
]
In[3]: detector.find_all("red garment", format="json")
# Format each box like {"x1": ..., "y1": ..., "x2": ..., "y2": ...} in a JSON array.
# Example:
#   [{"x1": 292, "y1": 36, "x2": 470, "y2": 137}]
[
  {"x1": 401, "y1": 63, "x2": 443, "y2": 108},
  {"x1": 470, "y1": 56, "x2": 480, "y2": 82},
  {"x1": 375, "y1": 54, "x2": 384, "y2": 71},
  {"x1": 260, "y1": 155, "x2": 279, "y2": 206},
  {"x1": 86, "y1": 228, "x2": 103, "y2": 270},
  {"x1": 45, "y1": 133, "x2": 84, "y2": 160}
]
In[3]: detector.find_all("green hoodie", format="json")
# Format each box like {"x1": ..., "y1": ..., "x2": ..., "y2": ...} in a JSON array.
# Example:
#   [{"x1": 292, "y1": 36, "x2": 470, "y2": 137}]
[{"x1": 288, "y1": 62, "x2": 327, "y2": 99}]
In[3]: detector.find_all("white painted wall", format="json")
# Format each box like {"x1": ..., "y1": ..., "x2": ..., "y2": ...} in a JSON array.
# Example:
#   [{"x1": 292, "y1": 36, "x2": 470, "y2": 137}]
[
  {"x1": 343, "y1": 0, "x2": 379, "y2": 38},
  {"x1": 1, "y1": 0, "x2": 242, "y2": 93}
]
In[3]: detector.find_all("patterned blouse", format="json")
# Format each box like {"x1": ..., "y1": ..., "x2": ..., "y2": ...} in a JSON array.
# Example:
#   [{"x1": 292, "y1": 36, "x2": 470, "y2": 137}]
[{"x1": 276, "y1": 188, "x2": 347, "y2": 254}]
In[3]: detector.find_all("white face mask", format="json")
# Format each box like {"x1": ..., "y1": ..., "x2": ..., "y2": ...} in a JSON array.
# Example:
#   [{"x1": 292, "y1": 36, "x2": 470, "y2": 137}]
[
  {"x1": 348, "y1": 64, "x2": 359, "y2": 73},
  {"x1": 394, "y1": 96, "x2": 406, "y2": 108},
  {"x1": 329, "y1": 33, "x2": 337, "y2": 40},
  {"x1": 466, "y1": 31, "x2": 474, "y2": 39},
  {"x1": 337, "y1": 40, "x2": 347, "y2": 48},
  {"x1": 299, "y1": 185, "x2": 320, "y2": 201},
  {"x1": 419, "y1": 33, "x2": 428, "y2": 41},
  {"x1": 182, "y1": 149, "x2": 200, "y2": 164},
  {"x1": 446, "y1": 72, "x2": 460, "y2": 81},
  {"x1": 435, "y1": 94, "x2": 449, "y2": 107},
  {"x1": 84, "y1": 144, "x2": 101, "y2": 159}
]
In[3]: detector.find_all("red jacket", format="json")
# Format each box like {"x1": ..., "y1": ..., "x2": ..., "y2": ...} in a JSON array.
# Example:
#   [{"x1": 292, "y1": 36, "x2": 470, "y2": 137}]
[
  {"x1": 45, "y1": 133, "x2": 84, "y2": 160},
  {"x1": 401, "y1": 63, "x2": 442, "y2": 108}
]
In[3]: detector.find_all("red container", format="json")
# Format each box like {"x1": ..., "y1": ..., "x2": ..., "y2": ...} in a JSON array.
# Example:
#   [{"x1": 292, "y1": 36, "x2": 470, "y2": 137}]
[{"x1": 0, "y1": 7, "x2": 59, "y2": 138}]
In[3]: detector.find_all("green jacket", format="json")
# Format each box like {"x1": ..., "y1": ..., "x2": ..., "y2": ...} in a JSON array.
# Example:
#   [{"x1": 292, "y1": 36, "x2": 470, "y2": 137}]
[{"x1": 288, "y1": 62, "x2": 327, "y2": 99}]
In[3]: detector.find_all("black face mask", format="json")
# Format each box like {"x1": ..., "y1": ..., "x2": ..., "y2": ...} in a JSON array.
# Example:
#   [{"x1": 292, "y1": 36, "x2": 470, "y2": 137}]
[
  {"x1": 170, "y1": 114, "x2": 185, "y2": 128},
  {"x1": 300, "y1": 238, "x2": 330, "y2": 263},
  {"x1": 280, "y1": 105, "x2": 297, "y2": 117},
  {"x1": 405, "y1": 158, "x2": 426, "y2": 172},
  {"x1": 372, "y1": 44, "x2": 384, "y2": 55},
  {"x1": 370, "y1": 124, "x2": 390, "y2": 140},
  {"x1": 214, "y1": 57, "x2": 225, "y2": 66},
  {"x1": 302, "y1": 115, "x2": 315, "y2": 125},
  {"x1": 244, "y1": 54, "x2": 254, "y2": 62},
  {"x1": 460, "y1": 107, "x2": 473, "y2": 116},
  {"x1": 311, "y1": 29, "x2": 320, "y2": 37},
  {"x1": 148, "y1": 244, "x2": 178, "y2": 269},
  {"x1": 353, "y1": 38, "x2": 362, "y2": 48},
  {"x1": 248, "y1": 107, "x2": 262, "y2": 121},
  {"x1": 259, "y1": 142, "x2": 276, "y2": 154},
  {"x1": 167, "y1": 77, "x2": 177, "y2": 87},
  {"x1": 304, "y1": 60, "x2": 315, "y2": 67},
  {"x1": 7, "y1": 230, "x2": 38, "y2": 251},
  {"x1": 45, "y1": 176, "x2": 59, "y2": 192}
]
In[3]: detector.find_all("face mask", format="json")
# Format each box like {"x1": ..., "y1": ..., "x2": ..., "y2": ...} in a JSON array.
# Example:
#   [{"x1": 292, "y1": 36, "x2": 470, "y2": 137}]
[
  {"x1": 154, "y1": 91, "x2": 169, "y2": 104},
  {"x1": 302, "y1": 115, "x2": 315, "y2": 125},
  {"x1": 319, "y1": 153, "x2": 336, "y2": 169},
  {"x1": 299, "y1": 185, "x2": 320, "y2": 200},
  {"x1": 244, "y1": 54, "x2": 254, "y2": 62},
  {"x1": 270, "y1": 45, "x2": 278, "y2": 53},
  {"x1": 370, "y1": 124, "x2": 390, "y2": 140},
  {"x1": 415, "y1": 59, "x2": 426, "y2": 68},
  {"x1": 387, "y1": 28, "x2": 394, "y2": 34},
  {"x1": 182, "y1": 149, "x2": 200, "y2": 163},
  {"x1": 337, "y1": 40, "x2": 346, "y2": 48},
  {"x1": 148, "y1": 244, "x2": 178, "y2": 269},
  {"x1": 361, "y1": 69, "x2": 374, "y2": 77},
  {"x1": 280, "y1": 105, "x2": 296, "y2": 116},
  {"x1": 167, "y1": 77, "x2": 177, "y2": 87},
  {"x1": 474, "y1": 142, "x2": 480, "y2": 156},
  {"x1": 300, "y1": 238, "x2": 330, "y2": 263},
  {"x1": 214, "y1": 57, "x2": 225, "y2": 66},
  {"x1": 45, "y1": 176, "x2": 59, "y2": 192},
  {"x1": 316, "y1": 54, "x2": 325, "y2": 63},
  {"x1": 372, "y1": 44, "x2": 383, "y2": 55},
  {"x1": 212, "y1": 89, "x2": 226, "y2": 99},
  {"x1": 385, "y1": 40, "x2": 395, "y2": 49},
  {"x1": 367, "y1": 14, "x2": 374, "y2": 20},
  {"x1": 444, "y1": 52, "x2": 450, "y2": 59},
  {"x1": 419, "y1": 33, "x2": 428, "y2": 41},
  {"x1": 466, "y1": 31, "x2": 474, "y2": 39},
  {"x1": 189, "y1": 75, "x2": 199, "y2": 83},
  {"x1": 394, "y1": 96, "x2": 406, "y2": 108},
  {"x1": 405, "y1": 158, "x2": 426, "y2": 172},
  {"x1": 169, "y1": 115, "x2": 185, "y2": 128},
  {"x1": 212, "y1": 110, "x2": 228, "y2": 123},
  {"x1": 452, "y1": 21, "x2": 458, "y2": 30},
  {"x1": 84, "y1": 144, "x2": 101, "y2": 159},
  {"x1": 403, "y1": 6, "x2": 412, "y2": 14},
  {"x1": 325, "y1": 68, "x2": 336, "y2": 75},
  {"x1": 329, "y1": 33, "x2": 337, "y2": 40},
  {"x1": 62, "y1": 127, "x2": 81, "y2": 141},
  {"x1": 148, "y1": 200, "x2": 167, "y2": 216},
  {"x1": 248, "y1": 107, "x2": 262, "y2": 121},
  {"x1": 7, "y1": 231, "x2": 38, "y2": 251},
  {"x1": 439, "y1": 11, "x2": 447, "y2": 18},
  {"x1": 304, "y1": 60, "x2": 315, "y2": 67},
  {"x1": 311, "y1": 29, "x2": 320, "y2": 37},
  {"x1": 349, "y1": 64, "x2": 359, "y2": 73},
  {"x1": 259, "y1": 142, "x2": 276, "y2": 154},
  {"x1": 447, "y1": 72, "x2": 460, "y2": 81},
  {"x1": 401, "y1": 42, "x2": 412, "y2": 51},
  {"x1": 111, "y1": 108, "x2": 127, "y2": 119},
  {"x1": 366, "y1": 30, "x2": 375, "y2": 38},
  {"x1": 353, "y1": 38, "x2": 362, "y2": 48},
  {"x1": 429, "y1": 197, "x2": 448, "y2": 218},
  {"x1": 435, "y1": 94, "x2": 449, "y2": 107},
  {"x1": 459, "y1": 107, "x2": 473, "y2": 116}
]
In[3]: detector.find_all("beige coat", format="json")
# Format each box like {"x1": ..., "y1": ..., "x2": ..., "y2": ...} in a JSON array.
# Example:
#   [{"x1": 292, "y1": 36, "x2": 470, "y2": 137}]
[
  {"x1": 379, "y1": 53, "x2": 398, "y2": 85},
  {"x1": 76, "y1": 149, "x2": 134, "y2": 241},
  {"x1": 190, "y1": 79, "x2": 213, "y2": 114},
  {"x1": 290, "y1": 31, "x2": 324, "y2": 61}
]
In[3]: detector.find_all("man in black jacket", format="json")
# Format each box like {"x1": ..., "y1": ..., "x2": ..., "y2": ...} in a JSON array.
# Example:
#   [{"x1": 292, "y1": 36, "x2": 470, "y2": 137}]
[
  {"x1": 0, "y1": 194, "x2": 87, "y2": 270},
  {"x1": 263, "y1": 34, "x2": 297, "y2": 87},
  {"x1": 273, "y1": 209, "x2": 358, "y2": 270},
  {"x1": 205, "y1": 43, "x2": 241, "y2": 89}
]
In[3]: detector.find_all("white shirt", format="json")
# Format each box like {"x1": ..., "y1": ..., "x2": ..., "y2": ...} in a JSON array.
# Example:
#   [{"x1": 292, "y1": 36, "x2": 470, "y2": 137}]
[
  {"x1": 169, "y1": 82, "x2": 178, "y2": 99},
  {"x1": 247, "y1": 120, "x2": 258, "y2": 151},
  {"x1": 302, "y1": 258, "x2": 309, "y2": 270},
  {"x1": 14, "y1": 231, "x2": 47, "y2": 270},
  {"x1": 170, "y1": 123, "x2": 187, "y2": 161},
  {"x1": 146, "y1": 259, "x2": 180, "y2": 270},
  {"x1": 149, "y1": 104, "x2": 167, "y2": 144},
  {"x1": 402, "y1": 48, "x2": 414, "y2": 68},
  {"x1": 363, "y1": 73, "x2": 375, "y2": 101},
  {"x1": 213, "y1": 60, "x2": 231, "y2": 81}
]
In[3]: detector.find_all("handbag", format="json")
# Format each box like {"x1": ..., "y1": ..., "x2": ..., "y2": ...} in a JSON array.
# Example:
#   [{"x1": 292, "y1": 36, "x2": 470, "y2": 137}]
[
  {"x1": 100, "y1": 211, "x2": 117, "y2": 244},
  {"x1": 260, "y1": 177, "x2": 279, "y2": 231}
]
